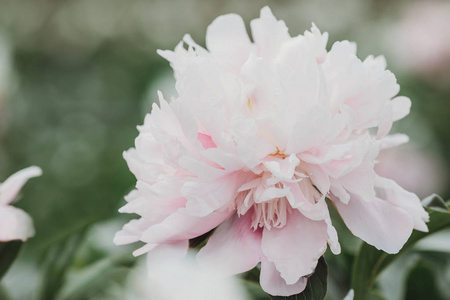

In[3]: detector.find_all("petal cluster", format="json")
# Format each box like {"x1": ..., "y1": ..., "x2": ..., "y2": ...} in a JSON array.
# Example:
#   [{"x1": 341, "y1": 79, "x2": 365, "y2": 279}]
[
  {"x1": 0, "y1": 166, "x2": 42, "y2": 242},
  {"x1": 115, "y1": 7, "x2": 428, "y2": 296}
]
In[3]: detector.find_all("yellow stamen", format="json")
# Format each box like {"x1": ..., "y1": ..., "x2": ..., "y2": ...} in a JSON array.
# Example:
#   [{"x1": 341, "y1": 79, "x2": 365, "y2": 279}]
[{"x1": 247, "y1": 97, "x2": 254, "y2": 112}]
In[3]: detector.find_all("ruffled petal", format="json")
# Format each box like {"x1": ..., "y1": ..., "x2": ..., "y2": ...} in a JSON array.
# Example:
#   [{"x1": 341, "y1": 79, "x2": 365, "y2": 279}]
[
  {"x1": 141, "y1": 207, "x2": 233, "y2": 244},
  {"x1": 250, "y1": 6, "x2": 290, "y2": 59},
  {"x1": 183, "y1": 172, "x2": 248, "y2": 217}
]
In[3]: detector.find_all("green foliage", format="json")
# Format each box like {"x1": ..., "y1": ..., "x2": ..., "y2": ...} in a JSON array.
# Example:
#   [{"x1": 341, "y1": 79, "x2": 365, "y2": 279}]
[
  {"x1": 0, "y1": 241, "x2": 22, "y2": 280},
  {"x1": 405, "y1": 260, "x2": 445, "y2": 300}
]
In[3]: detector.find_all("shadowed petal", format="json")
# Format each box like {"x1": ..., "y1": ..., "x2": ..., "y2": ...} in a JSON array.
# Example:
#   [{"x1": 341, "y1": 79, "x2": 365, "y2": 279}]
[
  {"x1": 197, "y1": 212, "x2": 263, "y2": 275},
  {"x1": 262, "y1": 210, "x2": 328, "y2": 284}
]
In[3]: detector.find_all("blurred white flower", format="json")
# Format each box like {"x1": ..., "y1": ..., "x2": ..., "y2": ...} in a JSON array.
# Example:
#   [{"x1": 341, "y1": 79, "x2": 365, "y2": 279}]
[
  {"x1": 0, "y1": 166, "x2": 42, "y2": 241},
  {"x1": 124, "y1": 248, "x2": 248, "y2": 300},
  {"x1": 116, "y1": 7, "x2": 428, "y2": 296}
]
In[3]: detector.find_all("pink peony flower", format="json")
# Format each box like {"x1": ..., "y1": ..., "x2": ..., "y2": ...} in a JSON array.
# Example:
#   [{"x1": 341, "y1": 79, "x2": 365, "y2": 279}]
[
  {"x1": 0, "y1": 166, "x2": 42, "y2": 242},
  {"x1": 115, "y1": 7, "x2": 428, "y2": 296}
]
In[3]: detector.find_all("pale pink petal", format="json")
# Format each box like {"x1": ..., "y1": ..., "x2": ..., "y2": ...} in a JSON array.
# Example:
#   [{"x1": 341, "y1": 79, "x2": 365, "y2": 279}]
[
  {"x1": 334, "y1": 194, "x2": 414, "y2": 254},
  {"x1": 250, "y1": 6, "x2": 290, "y2": 59},
  {"x1": 206, "y1": 14, "x2": 252, "y2": 70},
  {"x1": 380, "y1": 134, "x2": 409, "y2": 149},
  {"x1": 391, "y1": 96, "x2": 411, "y2": 121},
  {"x1": 260, "y1": 256, "x2": 307, "y2": 296},
  {"x1": 197, "y1": 133, "x2": 217, "y2": 150},
  {"x1": 286, "y1": 107, "x2": 333, "y2": 155},
  {"x1": 337, "y1": 160, "x2": 376, "y2": 200},
  {"x1": 133, "y1": 243, "x2": 158, "y2": 257},
  {"x1": 330, "y1": 179, "x2": 350, "y2": 204},
  {"x1": 197, "y1": 213, "x2": 263, "y2": 275},
  {"x1": 114, "y1": 218, "x2": 152, "y2": 245},
  {"x1": 286, "y1": 181, "x2": 328, "y2": 220},
  {"x1": 0, "y1": 166, "x2": 42, "y2": 205},
  {"x1": 325, "y1": 217, "x2": 341, "y2": 254},
  {"x1": 141, "y1": 208, "x2": 233, "y2": 244},
  {"x1": 0, "y1": 205, "x2": 35, "y2": 241},
  {"x1": 182, "y1": 172, "x2": 248, "y2": 217},
  {"x1": 201, "y1": 148, "x2": 244, "y2": 172},
  {"x1": 261, "y1": 210, "x2": 328, "y2": 284},
  {"x1": 375, "y1": 175, "x2": 429, "y2": 232}
]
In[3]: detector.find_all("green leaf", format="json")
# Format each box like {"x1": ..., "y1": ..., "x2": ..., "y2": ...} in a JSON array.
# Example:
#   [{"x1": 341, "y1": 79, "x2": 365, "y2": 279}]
[
  {"x1": 38, "y1": 232, "x2": 86, "y2": 300},
  {"x1": 421, "y1": 194, "x2": 448, "y2": 212},
  {"x1": 270, "y1": 256, "x2": 328, "y2": 300},
  {"x1": 0, "y1": 240, "x2": 22, "y2": 280},
  {"x1": 351, "y1": 202, "x2": 450, "y2": 300},
  {"x1": 404, "y1": 260, "x2": 445, "y2": 300}
]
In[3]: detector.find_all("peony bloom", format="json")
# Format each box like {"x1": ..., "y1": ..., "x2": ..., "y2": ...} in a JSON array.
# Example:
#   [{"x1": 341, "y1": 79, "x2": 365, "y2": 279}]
[
  {"x1": 0, "y1": 166, "x2": 42, "y2": 242},
  {"x1": 115, "y1": 7, "x2": 428, "y2": 296}
]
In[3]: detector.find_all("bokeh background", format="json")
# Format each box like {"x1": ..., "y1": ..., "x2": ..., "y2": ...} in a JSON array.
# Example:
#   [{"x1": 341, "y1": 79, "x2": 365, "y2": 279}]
[{"x1": 0, "y1": 0, "x2": 449, "y2": 299}]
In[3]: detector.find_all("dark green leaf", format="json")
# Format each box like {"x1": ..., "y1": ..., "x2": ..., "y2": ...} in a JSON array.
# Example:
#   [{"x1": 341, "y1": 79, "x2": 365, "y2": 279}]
[
  {"x1": 270, "y1": 256, "x2": 328, "y2": 300},
  {"x1": 405, "y1": 260, "x2": 445, "y2": 300},
  {"x1": 189, "y1": 228, "x2": 215, "y2": 248},
  {"x1": 0, "y1": 240, "x2": 22, "y2": 280},
  {"x1": 366, "y1": 290, "x2": 387, "y2": 300},
  {"x1": 422, "y1": 194, "x2": 448, "y2": 212},
  {"x1": 351, "y1": 203, "x2": 450, "y2": 300}
]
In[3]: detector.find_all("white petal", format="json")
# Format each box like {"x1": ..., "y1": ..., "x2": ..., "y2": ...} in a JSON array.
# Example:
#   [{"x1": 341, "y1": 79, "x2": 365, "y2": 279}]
[
  {"x1": 0, "y1": 166, "x2": 42, "y2": 205},
  {"x1": 0, "y1": 205, "x2": 34, "y2": 241},
  {"x1": 113, "y1": 218, "x2": 151, "y2": 245},
  {"x1": 380, "y1": 134, "x2": 409, "y2": 149},
  {"x1": 206, "y1": 14, "x2": 252, "y2": 70},
  {"x1": 250, "y1": 6, "x2": 290, "y2": 59},
  {"x1": 391, "y1": 96, "x2": 411, "y2": 121}
]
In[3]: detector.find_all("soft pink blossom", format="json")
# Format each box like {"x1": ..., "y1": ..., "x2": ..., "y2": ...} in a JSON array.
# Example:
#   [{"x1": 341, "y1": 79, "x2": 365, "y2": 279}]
[
  {"x1": 115, "y1": 7, "x2": 428, "y2": 296},
  {"x1": 0, "y1": 166, "x2": 42, "y2": 242}
]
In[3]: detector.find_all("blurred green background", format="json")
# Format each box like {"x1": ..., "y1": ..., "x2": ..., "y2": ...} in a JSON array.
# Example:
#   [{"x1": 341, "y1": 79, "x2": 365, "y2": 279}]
[{"x1": 0, "y1": 0, "x2": 449, "y2": 299}]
